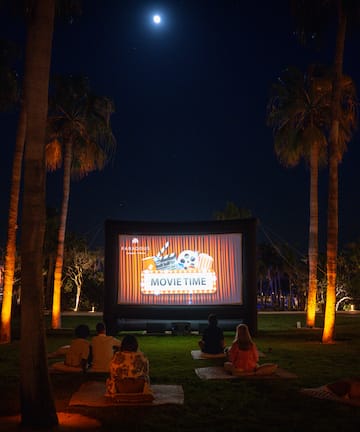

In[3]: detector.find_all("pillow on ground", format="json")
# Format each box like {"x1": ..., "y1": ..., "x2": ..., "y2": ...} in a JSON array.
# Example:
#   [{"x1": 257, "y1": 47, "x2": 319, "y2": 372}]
[
  {"x1": 105, "y1": 378, "x2": 155, "y2": 403},
  {"x1": 50, "y1": 361, "x2": 82, "y2": 372},
  {"x1": 105, "y1": 392, "x2": 154, "y2": 404},
  {"x1": 349, "y1": 380, "x2": 360, "y2": 399},
  {"x1": 116, "y1": 378, "x2": 146, "y2": 394},
  {"x1": 255, "y1": 363, "x2": 278, "y2": 376},
  {"x1": 231, "y1": 363, "x2": 277, "y2": 377},
  {"x1": 231, "y1": 369, "x2": 256, "y2": 377},
  {"x1": 327, "y1": 379, "x2": 360, "y2": 399}
]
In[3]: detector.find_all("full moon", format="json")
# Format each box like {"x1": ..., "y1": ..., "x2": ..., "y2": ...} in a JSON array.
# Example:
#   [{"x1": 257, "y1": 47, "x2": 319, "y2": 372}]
[{"x1": 153, "y1": 15, "x2": 161, "y2": 24}]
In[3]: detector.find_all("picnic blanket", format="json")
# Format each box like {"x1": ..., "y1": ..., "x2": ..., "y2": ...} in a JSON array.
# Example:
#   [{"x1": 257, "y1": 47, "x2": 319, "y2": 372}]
[
  {"x1": 69, "y1": 381, "x2": 184, "y2": 406},
  {"x1": 49, "y1": 362, "x2": 111, "y2": 374},
  {"x1": 195, "y1": 366, "x2": 298, "y2": 380},
  {"x1": 300, "y1": 384, "x2": 360, "y2": 407},
  {"x1": 191, "y1": 350, "x2": 266, "y2": 360}
]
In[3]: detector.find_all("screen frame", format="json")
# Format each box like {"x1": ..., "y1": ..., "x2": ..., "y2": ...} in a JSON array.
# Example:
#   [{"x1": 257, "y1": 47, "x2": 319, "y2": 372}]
[{"x1": 104, "y1": 218, "x2": 257, "y2": 335}]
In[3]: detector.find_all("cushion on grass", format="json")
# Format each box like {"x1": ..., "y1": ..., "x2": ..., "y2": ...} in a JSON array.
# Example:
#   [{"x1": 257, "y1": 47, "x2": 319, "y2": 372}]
[
  {"x1": 50, "y1": 361, "x2": 83, "y2": 372},
  {"x1": 49, "y1": 363, "x2": 110, "y2": 374},
  {"x1": 195, "y1": 366, "x2": 297, "y2": 380},
  {"x1": 301, "y1": 384, "x2": 360, "y2": 407},
  {"x1": 301, "y1": 378, "x2": 360, "y2": 406},
  {"x1": 191, "y1": 350, "x2": 266, "y2": 360},
  {"x1": 105, "y1": 392, "x2": 154, "y2": 404},
  {"x1": 115, "y1": 378, "x2": 146, "y2": 393},
  {"x1": 327, "y1": 379, "x2": 360, "y2": 399},
  {"x1": 349, "y1": 380, "x2": 360, "y2": 399},
  {"x1": 69, "y1": 381, "x2": 184, "y2": 406}
]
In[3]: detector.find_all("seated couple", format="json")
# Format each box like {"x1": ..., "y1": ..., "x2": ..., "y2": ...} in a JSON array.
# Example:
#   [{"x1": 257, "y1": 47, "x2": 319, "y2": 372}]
[
  {"x1": 198, "y1": 315, "x2": 277, "y2": 375},
  {"x1": 50, "y1": 322, "x2": 121, "y2": 373}
]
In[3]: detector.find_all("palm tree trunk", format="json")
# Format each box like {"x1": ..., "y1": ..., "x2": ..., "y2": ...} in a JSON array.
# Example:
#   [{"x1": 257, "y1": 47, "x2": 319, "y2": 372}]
[
  {"x1": 306, "y1": 140, "x2": 319, "y2": 328},
  {"x1": 0, "y1": 101, "x2": 26, "y2": 344},
  {"x1": 322, "y1": 1, "x2": 346, "y2": 344},
  {"x1": 51, "y1": 140, "x2": 72, "y2": 329},
  {"x1": 45, "y1": 252, "x2": 55, "y2": 309},
  {"x1": 20, "y1": 0, "x2": 58, "y2": 428}
]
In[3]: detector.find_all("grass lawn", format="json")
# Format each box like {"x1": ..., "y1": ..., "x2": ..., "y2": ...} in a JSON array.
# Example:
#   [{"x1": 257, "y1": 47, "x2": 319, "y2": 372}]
[{"x1": 1, "y1": 312, "x2": 360, "y2": 431}]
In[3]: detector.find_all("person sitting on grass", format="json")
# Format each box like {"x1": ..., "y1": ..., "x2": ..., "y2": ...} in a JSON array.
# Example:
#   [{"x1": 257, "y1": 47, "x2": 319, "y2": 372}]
[
  {"x1": 224, "y1": 323, "x2": 277, "y2": 375},
  {"x1": 89, "y1": 322, "x2": 121, "y2": 372},
  {"x1": 51, "y1": 324, "x2": 91, "y2": 373},
  {"x1": 106, "y1": 334, "x2": 152, "y2": 396},
  {"x1": 198, "y1": 313, "x2": 225, "y2": 355}
]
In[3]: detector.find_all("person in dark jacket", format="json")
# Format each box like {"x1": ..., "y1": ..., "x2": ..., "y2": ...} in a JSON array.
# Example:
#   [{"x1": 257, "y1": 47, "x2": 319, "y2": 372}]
[{"x1": 198, "y1": 314, "x2": 225, "y2": 354}]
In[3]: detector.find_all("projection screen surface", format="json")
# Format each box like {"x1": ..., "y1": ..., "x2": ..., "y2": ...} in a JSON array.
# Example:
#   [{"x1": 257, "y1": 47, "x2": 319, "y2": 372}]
[{"x1": 117, "y1": 233, "x2": 243, "y2": 305}]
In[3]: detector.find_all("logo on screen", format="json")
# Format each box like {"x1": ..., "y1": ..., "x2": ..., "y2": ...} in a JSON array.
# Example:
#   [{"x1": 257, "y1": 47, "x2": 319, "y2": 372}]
[{"x1": 120, "y1": 237, "x2": 150, "y2": 255}]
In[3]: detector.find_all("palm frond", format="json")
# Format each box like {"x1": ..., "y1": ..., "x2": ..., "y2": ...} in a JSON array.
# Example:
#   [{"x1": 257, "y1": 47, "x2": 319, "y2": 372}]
[
  {"x1": 47, "y1": 75, "x2": 117, "y2": 179},
  {"x1": 45, "y1": 138, "x2": 63, "y2": 171}
]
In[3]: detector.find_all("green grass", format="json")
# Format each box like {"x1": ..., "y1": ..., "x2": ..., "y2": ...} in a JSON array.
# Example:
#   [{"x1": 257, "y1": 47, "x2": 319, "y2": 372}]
[{"x1": 1, "y1": 312, "x2": 360, "y2": 431}]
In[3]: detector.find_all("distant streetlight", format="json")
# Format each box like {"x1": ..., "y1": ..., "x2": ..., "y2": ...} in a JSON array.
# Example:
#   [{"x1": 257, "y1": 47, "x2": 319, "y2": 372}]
[{"x1": 153, "y1": 15, "x2": 161, "y2": 24}]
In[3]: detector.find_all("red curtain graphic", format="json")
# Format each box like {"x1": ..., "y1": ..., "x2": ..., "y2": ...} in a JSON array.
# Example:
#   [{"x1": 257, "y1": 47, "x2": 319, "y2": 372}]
[{"x1": 117, "y1": 234, "x2": 243, "y2": 305}]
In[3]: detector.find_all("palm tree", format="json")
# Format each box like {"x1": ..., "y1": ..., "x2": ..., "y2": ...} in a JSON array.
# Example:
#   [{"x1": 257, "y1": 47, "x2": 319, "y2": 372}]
[
  {"x1": 19, "y1": 0, "x2": 58, "y2": 427},
  {"x1": 0, "y1": 39, "x2": 23, "y2": 344},
  {"x1": 267, "y1": 65, "x2": 329, "y2": 327},
  {"x1": 46, "y1": 75, "x2": 116, "y2": 329},
  {"x1": 290, "y1": 0, "x2": 359, "y2": 344},
  {"x1": 0, "y1": 2, "x2": 83, "y2": 343},
  {"x1": 323, "y1": 1, "x2": 347, "y2": 344}
]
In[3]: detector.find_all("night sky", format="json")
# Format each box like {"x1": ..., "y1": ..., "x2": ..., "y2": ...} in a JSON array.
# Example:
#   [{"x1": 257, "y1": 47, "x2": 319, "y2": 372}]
[{"x1": 1, "y1": 0, "x2": 360, "y2": 253}]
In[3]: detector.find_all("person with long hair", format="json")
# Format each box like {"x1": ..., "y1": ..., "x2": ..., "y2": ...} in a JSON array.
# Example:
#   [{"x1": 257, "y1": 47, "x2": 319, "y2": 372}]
[{"x1": 224, "y1": 324, "x2": 277, "y2": 375}]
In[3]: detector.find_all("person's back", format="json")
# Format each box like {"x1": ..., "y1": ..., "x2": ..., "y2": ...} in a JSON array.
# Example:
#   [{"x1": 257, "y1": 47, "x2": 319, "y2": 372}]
[
  {"x1": 225, "y1": 324, "x2": 277, "y2": 376},
  {"x1": 64, "y1": 324, "x2": 90, "y2": 371},
  {"x1": 199, "y1": 314, "x2": 225, "y2": 354},
  {"x1": 106, "y1": 334, "x2": 150, "y2": 395},
  {"x1": 91, "y1": 322, "x2": 121, "y2": 372},
  {"x1": 228, "y1": 339, "x2": 259, "y2": 371},
  {"x1": 227, "y1": 323, "x2": 258, "y2": 372}
]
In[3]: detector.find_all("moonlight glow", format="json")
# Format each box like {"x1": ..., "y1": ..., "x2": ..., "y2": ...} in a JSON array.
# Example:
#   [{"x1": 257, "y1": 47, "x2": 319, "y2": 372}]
[{"x1": 153, "y1": 15, "x2": 161, "y2": 24}]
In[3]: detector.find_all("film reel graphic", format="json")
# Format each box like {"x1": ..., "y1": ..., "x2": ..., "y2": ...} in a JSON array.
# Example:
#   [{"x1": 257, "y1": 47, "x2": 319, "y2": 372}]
[{"x1": 176, "y1": 250, "x2": 199, "y2": 270}]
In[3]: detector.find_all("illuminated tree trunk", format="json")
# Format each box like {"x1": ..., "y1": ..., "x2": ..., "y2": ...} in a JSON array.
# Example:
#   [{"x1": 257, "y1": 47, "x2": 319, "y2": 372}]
[
  {"x1": 51, "y1": 140, "x2": 72, "y2": 329},
  {"x1": 0, "y1": 102, "x2": 26, "y2": 344},
  {"x1": 306, "y1": 140, "x2": 319, "y2": 328},
  {"x1": 20, "y1": 0, "x2": 58, "y2": 427},
  {"x1": 73, "y1": 268, "x2": 83, "y2": 312},
  {"x1": 322, "y1": 2, "x2": 346, "y2": 344}
]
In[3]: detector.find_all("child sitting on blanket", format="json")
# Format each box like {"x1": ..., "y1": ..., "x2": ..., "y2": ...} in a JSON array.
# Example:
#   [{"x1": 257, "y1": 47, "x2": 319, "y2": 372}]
[
  {"x1": 224, "y1": 324, "x2": 277, "y2": 375},
  {"x1": 198, "y1": 314, "x2": 225, "y2": 354},
  {"x1": 106, "y1": 334, "x2": 152, "y2": 395}
]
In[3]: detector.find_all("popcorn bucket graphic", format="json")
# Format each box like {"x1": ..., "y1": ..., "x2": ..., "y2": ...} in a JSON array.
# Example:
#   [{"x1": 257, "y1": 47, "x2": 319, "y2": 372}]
[{"x1": 198, "y1": 253, "x2": 214, "y2": 272}]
